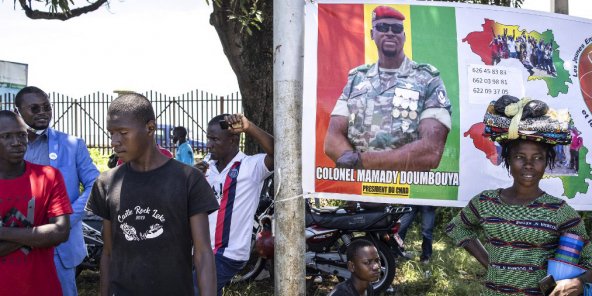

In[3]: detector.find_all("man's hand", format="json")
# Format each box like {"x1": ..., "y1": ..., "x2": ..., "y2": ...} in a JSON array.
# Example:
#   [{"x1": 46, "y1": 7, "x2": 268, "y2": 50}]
[
  {"x1": 224, "y1": 113, "x2": 274, "y2": 170},
  {"x1": 335, "y1": 151, "x2": 363, "y2": 169},
  {"x1": 195, "y1": 161, "x2": 209, "y2": 174},
  {"x1": 225, "y1": 114, "x2": 250, "y2": 134},
  {"x1": 0, "y1": 240, "x2": 23, "y2": 257}
]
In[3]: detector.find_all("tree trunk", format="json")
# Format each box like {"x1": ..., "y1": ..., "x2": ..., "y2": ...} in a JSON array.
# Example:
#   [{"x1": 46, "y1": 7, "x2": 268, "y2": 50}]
[{"x1": 210, "y1": 0, "x2": 274, "y2": 155}]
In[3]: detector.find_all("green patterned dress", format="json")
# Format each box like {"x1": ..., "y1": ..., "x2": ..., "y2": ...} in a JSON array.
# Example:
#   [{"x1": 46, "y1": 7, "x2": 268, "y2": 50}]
[{"x1": 447, "y1": 189, "x2": 592, "y2": 296}]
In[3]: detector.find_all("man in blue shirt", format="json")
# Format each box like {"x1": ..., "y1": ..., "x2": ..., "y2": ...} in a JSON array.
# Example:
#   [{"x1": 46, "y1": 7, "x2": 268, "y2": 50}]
[
  {"x1": 14, "y1": 86, "x2": 99, "y2": 296},
  {"x1": 173, "y1": 126, "x2": 195, "y2": 166}
]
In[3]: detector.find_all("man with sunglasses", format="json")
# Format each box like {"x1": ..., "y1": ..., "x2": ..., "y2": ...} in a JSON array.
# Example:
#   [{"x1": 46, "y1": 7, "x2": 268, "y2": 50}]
[
  {"x1": 325, "y1": 6, "x2": 452, "y2": 171},
  {"x1": 14, "y1": 86, "x2": 99, "y2": 296}
]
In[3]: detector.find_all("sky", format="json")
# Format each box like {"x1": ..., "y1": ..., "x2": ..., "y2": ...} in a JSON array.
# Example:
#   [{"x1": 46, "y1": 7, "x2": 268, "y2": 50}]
[
  {"x1": 521, "y1": 0, "x2": 592, "y2": 18},
  {"x1": 0, "y1": 0, "x2": 239, "y2": 97},
  {"x1": 0, "y1": 0, "x2": 590, "y2": 98}
]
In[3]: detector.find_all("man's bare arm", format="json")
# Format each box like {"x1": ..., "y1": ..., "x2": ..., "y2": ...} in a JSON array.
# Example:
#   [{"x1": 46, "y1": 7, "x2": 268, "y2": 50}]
[
  {"x1": 0, "y1": 215, "x2": 70, "y2": 248},
  {"x1": 360, "y1": 118, "x2": 449, "y2": 171},
  {"x1": 190, "y1": 213, "x2": 216, "y2": 296},
  {"x1": 324, "y1": 116, "x2": 355, "y2": 162},
  {"x1": 99, "y1": 220, "x2": 112, "y2": 296},
  {"x1": 0, "y1": 241, "x2": 22, "y2": 256}
]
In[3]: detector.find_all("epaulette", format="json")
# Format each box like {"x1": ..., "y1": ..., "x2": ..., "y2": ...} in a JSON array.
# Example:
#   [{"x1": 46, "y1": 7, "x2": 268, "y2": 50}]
[
  {"x1": 414, "y1": 63, "x2": 440, "y2": 76},
  {"x1": 348, "y1": 64, "x2": 371, "y2": 75}
]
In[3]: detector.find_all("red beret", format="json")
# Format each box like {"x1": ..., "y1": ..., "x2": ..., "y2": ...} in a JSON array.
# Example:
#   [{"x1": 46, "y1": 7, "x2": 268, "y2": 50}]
[{"x1": 372, "y1": 6, "x2": 405, "y2": 21}]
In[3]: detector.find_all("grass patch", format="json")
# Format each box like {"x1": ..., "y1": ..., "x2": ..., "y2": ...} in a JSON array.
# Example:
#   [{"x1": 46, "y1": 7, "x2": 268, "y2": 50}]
[
  {"x1": 81, "y1": 153, "x2": 486, "y2": 295},
  {"x1": 77, "y1": 220, "x2": 485, "y2": 295}
]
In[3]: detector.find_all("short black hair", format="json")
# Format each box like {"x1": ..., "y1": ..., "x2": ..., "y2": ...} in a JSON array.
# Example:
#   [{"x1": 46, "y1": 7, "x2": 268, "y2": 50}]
[
  {"x1": 500, "y1": 139, "x2": 556, "y2": 171},
  {"x1": 0, "y1": 110, "x2": 21, "y2": 121},
  {"x1": 346, "y1": 239, "x2": 376, "y2": 262},
  {"x1": 207, "y1": 113, "x2": 240, "y2": 145},
  {"x1": 108, "y1": 93, "x2": 155, "y2": 124},
  {"x1": 15, "y1": 86, "x2": 48, "y2": 107},
  {"x1": 174, "y1": 126, "x2": 187, "y2": 138},
  {"x1": 208, "y1": 114, "x2": 230, "y2": 127}
]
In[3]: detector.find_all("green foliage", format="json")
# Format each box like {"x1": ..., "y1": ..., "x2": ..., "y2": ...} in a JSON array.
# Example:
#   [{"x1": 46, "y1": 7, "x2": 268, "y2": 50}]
[
  {"x1": 17, "y1": 0, "x2": 73, "y2": 13},
  {"x1": 393, "y1": 226, "x2": 484, "y2": 295},
  {"x1": 205, "y1": 0, "x2": 264, "y2": 36},
  {"x1": 88, "y1": 148, "x2": 110, "y2": 172}
]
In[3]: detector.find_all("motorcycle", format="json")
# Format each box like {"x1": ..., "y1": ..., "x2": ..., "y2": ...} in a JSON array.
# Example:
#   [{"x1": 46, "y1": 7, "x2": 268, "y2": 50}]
[
  {"x1": 233, "y1": 195, "x2": 412, "y2": 294},
  {"x1": 76, "y1": 214, "x2": 103, "y2": 277}
]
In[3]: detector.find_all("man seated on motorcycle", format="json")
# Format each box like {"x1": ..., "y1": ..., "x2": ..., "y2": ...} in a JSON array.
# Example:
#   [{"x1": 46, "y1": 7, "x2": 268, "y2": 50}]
[{"x1": 328, "y1": 239, "x2": 380, "y2": 296}]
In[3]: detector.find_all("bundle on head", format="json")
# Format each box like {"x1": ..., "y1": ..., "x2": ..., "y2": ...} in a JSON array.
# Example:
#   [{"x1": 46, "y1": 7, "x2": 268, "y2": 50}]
[
  {"x1": 483, "y1": 95, "x2": 573, "y2": 145},
  {"x1": 493, "y1": 95, "x2": 549, "y2": 120}
]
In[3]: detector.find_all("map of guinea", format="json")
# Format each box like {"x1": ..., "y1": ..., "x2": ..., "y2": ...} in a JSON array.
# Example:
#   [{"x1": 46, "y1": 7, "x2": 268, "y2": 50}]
[{"x1": 463, "y1": 19, "x2": 572, "y2": 97}]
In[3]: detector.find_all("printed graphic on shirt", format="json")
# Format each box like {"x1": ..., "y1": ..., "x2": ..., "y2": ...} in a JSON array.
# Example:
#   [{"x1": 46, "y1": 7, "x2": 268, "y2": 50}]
[
  {"x1": 0, "y1": 197, "x2": 35, "y2": 254},
  {"x1": 117, "y1": 206, "x2": 166, "y2": 241},
  {"x1": 211, "y1": 166, "x2": 240, "y2": 202},
  {"x1": 212, "y1": 183, "x2": 223, "y2": 201}
]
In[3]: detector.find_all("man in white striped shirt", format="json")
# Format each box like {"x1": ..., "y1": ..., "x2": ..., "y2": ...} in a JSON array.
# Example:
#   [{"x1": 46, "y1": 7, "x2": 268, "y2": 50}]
[{"x1": 203, "y1": 113, "x2": 274, "y2": 296}]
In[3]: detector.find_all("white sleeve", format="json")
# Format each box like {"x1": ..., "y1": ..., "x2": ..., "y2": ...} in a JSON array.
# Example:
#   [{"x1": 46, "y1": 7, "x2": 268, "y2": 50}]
[
  {"x1": 419, "y1": 107, "x2": 452, "y2": 130},
  {"x1": 330, "y1": 99, "x2": 350, "y2": 117}
]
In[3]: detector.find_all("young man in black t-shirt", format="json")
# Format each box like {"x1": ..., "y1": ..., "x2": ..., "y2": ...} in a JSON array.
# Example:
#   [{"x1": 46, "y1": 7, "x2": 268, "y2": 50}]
[{"x1": 86, "y1": 93, "x2": 219, "y2": 296}]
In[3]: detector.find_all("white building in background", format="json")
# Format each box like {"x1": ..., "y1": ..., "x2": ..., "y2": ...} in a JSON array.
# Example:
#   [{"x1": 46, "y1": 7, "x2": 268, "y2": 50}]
[{"x1": 0, "y1": 60, "x2": 27, "y2": 101}]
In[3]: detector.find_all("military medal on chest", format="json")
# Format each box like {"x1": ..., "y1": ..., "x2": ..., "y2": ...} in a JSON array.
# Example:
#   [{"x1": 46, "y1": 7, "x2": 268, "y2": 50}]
[
  {"x1": 401, "y1": 119, "x2": 412, "y2": 132},
  {"x1": 400, "y1": 97, "x2": 410, "y2": 109},
  {"x1": 392, "y1": 95, "x2": 403, "y2": 108},
  {"x1": 394, "y1": 86, "x2": 419, "y2": 111},
  {"x1": 409, "y1": 100, "x2": 418, "y2": 111},
  {"x1": 392, "y1": 108, "x2": 401, "y2": 118}
]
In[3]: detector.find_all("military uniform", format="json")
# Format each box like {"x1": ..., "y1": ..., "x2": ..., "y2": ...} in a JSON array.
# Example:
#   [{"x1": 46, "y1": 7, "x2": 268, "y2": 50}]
[{"x1": 331, "y1": 57, "x2": 451, "y2": 152}]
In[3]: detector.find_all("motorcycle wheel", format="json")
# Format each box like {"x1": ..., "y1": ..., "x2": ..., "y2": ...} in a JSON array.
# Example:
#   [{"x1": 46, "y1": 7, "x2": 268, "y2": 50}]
[
  {"x1": 359, "y1": 237, "x2": 396, "y2": 294},
  {"x1": 230, "y1": 232, "x2": 267, "y2": 284}
]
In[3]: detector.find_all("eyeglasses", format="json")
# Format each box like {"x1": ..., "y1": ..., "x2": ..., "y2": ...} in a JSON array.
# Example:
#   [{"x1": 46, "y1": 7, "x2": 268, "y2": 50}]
[
  {"x1": 19, "y1": 103, "x2": 53, "y2": 114},
  {"x1": 374, "y1": 23, "x2": 404, "y2": 34}
]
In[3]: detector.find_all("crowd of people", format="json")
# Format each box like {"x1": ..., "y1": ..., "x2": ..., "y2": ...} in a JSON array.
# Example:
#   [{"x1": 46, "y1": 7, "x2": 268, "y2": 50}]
[
  {"x1": 489, "y1": 28, "x2": 557, "y2": 77},
  {"x1": 0, "y1": 87, "x2": 273, "y2": 296},
  {"x1": 552, "y1": 128, "x2": 584, "y2": 172},
  {"x1": 1, "y1": 5, "x2": 590, "y2": 296}
]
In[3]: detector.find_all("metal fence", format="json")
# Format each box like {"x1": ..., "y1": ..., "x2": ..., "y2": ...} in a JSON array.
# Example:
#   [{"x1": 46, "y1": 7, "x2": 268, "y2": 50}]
[{"x1": 0, "y1": 90, "x2": 242, "y2": 154}]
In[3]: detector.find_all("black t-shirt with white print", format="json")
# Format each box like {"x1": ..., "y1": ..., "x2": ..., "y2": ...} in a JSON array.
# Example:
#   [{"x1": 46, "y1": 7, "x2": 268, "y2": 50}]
[{"x1": 86, "y1": 159, "x2": 218, "y2": 295}]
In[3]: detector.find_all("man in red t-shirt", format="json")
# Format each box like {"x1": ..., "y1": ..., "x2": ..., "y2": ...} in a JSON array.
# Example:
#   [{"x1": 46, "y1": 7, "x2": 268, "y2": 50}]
[{"x1": 0, "y1": 110, "x2": 72, "y2": 296}]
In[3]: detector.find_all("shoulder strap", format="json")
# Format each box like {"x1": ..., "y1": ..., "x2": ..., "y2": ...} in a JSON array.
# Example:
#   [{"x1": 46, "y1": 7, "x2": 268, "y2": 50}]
[
  {"x1": 347, "y1": 64, "x2": 370, "y2": 98},
  {"x1": 413, "y1": 63, "x2": 440, "y2": 76}
]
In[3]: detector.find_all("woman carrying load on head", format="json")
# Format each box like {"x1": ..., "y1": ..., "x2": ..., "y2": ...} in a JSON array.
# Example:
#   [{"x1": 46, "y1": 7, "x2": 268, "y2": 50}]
[{"x1": 447, "y1": 96, "x2": 592, "y2": 296}]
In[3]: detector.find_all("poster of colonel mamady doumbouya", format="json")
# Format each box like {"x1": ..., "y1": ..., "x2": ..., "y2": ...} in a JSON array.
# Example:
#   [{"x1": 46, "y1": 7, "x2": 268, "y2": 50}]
[{"x1": 301, "y1": 0, "x2": 592, "y2": 210}]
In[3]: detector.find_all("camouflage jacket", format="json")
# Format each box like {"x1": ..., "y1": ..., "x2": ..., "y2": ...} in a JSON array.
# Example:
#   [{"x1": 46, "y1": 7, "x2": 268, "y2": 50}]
[{"x1": 331, "y1": 57, "x2": 451, "y2": 152}]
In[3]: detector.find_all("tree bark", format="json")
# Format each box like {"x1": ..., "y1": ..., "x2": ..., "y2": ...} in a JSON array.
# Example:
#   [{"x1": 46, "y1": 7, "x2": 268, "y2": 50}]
[
  {"x1": 210, "y1": 0, "x2": 273, "y2": 155},
  {"x1": 18, "y1": 0, "x2": 108, "y2": 21}
]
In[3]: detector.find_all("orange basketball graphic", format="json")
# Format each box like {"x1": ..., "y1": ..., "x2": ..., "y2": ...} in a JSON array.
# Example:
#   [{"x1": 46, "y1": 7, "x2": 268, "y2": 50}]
[{"x1": 580, "y1": 44, "x2": 592, "y2": 112}]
